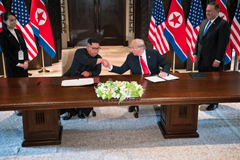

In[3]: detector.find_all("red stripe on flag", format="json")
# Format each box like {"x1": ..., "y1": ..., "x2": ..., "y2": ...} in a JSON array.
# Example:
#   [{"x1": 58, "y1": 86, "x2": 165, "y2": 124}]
[
  {"x1": 16, "y1": 24, "x2": 38, "y2": 61},
  {"x1": 230, "y1": 15, "x2": 240, "y2": 63},
  {"x1": 148, "y1": 0, "x2": 169, "y2": 55},
  {"x1": 216, "y1": 0, "x2": 231, "y2": 64}
]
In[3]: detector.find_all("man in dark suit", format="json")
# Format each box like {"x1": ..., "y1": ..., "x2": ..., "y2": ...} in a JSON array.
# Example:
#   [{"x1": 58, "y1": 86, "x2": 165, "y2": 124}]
[
  {"x1": 62, "y1": 38, "x2": 107, "y2": 119},
  {"x1": 193, "y1": 2, "x2": 230, "y2": 110},
  {"x1": 103, "y1": 38, "x2": 171, "y2": 113},
  {"x1": 63, "y1": 38, "x2": 104, "y2": 77}
]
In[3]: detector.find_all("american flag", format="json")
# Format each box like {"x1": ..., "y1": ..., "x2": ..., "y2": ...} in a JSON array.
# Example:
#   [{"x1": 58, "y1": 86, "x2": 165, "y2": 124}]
[
  {"x1": 11, "y1": 0, "x2": 38, "y2": 61},
  {"x1": 186, "y1": 0, "x2": 204, "y2": 63},
  {"x1": 230, "y1": 2, "x2": 240, "y2": 63},
  {"x1": 0, "y1": 0, "x2": 5, "y2": 52},
  {"x1": 216, "y1": 0, "x2": 231, "y2": 65},
  {"x1": 0, "y1": 0, "x2": 5, "y2": 33},
  {"x1": 148, "y1": 0, "x2": 169, "y2": 55}
]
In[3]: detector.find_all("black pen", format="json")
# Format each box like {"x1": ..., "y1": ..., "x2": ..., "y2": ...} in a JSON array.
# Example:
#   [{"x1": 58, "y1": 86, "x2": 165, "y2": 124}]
[
  {"x1": 37, "y1": 81, "x2": 41, "y2": 85},
  {"x1": 157, "y1": 76, "x2": 167, "y2": 81}
]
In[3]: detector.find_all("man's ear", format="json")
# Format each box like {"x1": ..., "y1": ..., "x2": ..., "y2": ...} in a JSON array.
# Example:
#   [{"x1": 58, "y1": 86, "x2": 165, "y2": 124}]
[
  {"x1": 86, "y1": 45, "x2": 89, "y2": 50},
  {"x1": 3, "y1": 20, "x2": 6, "y2": 25}
]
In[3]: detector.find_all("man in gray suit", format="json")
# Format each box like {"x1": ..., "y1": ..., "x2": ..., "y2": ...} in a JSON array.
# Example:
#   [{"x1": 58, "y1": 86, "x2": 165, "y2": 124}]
[{"x1": 193, "y1": 2, "x2": 230, "y2": 110}]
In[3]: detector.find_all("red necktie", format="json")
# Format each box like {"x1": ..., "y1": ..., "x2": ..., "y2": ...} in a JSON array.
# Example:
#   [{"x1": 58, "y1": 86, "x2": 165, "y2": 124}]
[{"x1": 140, "y1": 56, "x2": 150, "y2": 74}]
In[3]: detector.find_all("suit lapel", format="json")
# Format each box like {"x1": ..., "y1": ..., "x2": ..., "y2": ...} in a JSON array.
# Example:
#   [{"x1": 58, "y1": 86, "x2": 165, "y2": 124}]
[
  {"x1": 134, "y1": 54, "x2": 142, "y2": 73},
  {"x1": 7, "y1": 29, "x2": 19, "y2": 44},
  {"x1": 145, "y1": 49, "x2": 152, "y2": 72},
  {"x1": 145, "y1": 50, "x2": 151, "y2": 67},
  {"x1": 15, "y1": 29, "x2": 23, "y2": 43},
  {"x1": 204, "y1": 16, "x2": 221, "y2": 36},
  {"x1": 200, "y1": 19, "x2": 208, "y2": 37}
]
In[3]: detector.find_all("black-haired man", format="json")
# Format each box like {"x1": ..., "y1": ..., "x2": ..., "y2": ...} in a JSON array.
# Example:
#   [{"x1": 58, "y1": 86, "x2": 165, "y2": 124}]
[{"x1": 62, "y1": 38, "x2": 107, "y2": 119}]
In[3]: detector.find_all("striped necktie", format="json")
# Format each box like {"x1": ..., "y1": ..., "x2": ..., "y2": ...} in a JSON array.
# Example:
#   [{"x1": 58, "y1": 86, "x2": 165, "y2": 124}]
[{"x1": 140, "y1": 56, "x2": 150, "y2": 74}]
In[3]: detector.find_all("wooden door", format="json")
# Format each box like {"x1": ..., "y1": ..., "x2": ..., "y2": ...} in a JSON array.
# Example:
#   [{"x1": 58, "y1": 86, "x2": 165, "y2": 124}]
[{"x1": 68, "y1": 0, "x2": 125, "y2": 46}]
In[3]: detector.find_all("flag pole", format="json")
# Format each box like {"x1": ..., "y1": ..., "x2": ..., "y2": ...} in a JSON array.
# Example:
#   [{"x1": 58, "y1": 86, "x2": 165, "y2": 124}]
[
  {"x1": 192, "y1": 62, "x2": 194, "y2": 72},
  {"x1": 172, "y1": 52, "x2": 176, "y2": 73},
  {"x1": 38, "y1": 47, "x2": 50, "y2": 73},
  {"x1": 237, "y1": 56, "x2": 239, "y2": 71},
  {"x1": 1, "y1": 52, "x2": 6, "y2": 78}
]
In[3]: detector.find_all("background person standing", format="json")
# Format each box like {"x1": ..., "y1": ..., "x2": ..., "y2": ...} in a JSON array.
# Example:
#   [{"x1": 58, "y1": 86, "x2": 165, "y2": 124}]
[
  {"x1": 193, "y1": 2, "x2": 230, "y2": 111},
  {"x1": 0, "y1": 12, "x2": 29, "y2": 116}
]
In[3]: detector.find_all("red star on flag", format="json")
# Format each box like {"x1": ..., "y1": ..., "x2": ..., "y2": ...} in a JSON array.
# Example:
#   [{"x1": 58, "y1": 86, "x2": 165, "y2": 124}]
[
  {"x1": 37, "y1": 12, "x2": 45, "y2": 23},
  {"x1": 170, "y1": 14, "x2": 181, "y2": 27}
]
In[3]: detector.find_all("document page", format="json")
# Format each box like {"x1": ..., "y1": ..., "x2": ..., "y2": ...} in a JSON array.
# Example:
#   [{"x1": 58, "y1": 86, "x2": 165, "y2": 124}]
[
  {"x1": 61, "y1": 78, "x2": 94, "y2": 86},
  {"x1": 160, "y1": 74, "x2": 179, "y2": 81},
  {"x1": 144, "y1": 76, "x2": 166, "y2": 83},
  {"x1": 145, "y1": 74, "x2": 179, "y2": 83}
]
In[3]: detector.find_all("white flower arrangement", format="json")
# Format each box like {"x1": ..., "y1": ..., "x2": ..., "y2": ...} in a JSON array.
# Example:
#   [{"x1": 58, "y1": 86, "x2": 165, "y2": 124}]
[{"x1": 95, "y1": 81, "x2": 144, "y2": 104}]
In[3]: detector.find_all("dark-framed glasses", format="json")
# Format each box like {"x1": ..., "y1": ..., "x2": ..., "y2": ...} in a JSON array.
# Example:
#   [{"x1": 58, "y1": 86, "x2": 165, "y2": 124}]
[{"x1": 88, "y1": 45, "x2": 101, "y2": 50}]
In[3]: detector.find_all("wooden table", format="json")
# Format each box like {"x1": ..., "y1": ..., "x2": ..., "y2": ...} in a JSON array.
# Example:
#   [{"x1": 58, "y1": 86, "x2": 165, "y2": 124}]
[{"x1": 0, "y1": 72, "x2": 240, "y2": 147}]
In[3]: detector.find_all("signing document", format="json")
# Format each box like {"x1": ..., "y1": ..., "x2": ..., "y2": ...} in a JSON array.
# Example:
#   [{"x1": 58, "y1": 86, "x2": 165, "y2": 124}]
[
  {"x1": 61, "y1": 78, "x2": 94, "y2": 86},
  {"x1": 145, "y1": 74, "x2": 179, "y2": 83}
]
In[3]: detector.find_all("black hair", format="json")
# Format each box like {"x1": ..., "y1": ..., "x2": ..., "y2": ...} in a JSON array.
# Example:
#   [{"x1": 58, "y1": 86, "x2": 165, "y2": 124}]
[
  {"x1": 87, "y1": 38, "x2": 100, "y2": 45},
  {"x1": 208, "y1": 2, "x2": 220, "y2": 12},
  {"x1": 1, "y1": 12, "x2": 16, "y2": 31}
]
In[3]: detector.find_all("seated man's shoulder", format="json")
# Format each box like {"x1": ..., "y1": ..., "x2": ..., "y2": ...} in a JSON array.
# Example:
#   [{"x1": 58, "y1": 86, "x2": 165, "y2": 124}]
[
  {"x1": 76, "y1": 48, "x2": 87, "y2": 53},
  {"x1": 146, "y1": 49, "x2": 160, "y2": 55},
  {"x1": 96, "y1": 54, "x2": 102, "y2": 58},
  {"x1": 128, "y1": 52, "x2": 135, "y2": 57},
  {"x1": 74, "y1": 48, "x2": 88, "y2": 57}
]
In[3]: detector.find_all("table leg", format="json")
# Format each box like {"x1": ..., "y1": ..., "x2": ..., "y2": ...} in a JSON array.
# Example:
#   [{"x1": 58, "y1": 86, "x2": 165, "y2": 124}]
[
  {"x1": 157, "y1": 104, "x2": 199, "y2": 138},
  {"x1": 22, "y1": 109, "x2": 62, "y2": 147}
]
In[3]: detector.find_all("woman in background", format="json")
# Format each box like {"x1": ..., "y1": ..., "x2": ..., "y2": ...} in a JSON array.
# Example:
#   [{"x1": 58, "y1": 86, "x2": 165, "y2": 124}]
[{"x1": 0, "y1": 12, "x2": 28, "y2": 116}]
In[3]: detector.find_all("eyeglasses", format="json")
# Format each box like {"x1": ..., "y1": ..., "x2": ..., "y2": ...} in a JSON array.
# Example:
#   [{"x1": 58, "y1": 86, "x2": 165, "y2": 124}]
[{"x1": 88, "y1": 45, "x2": 101, "y2": 50}]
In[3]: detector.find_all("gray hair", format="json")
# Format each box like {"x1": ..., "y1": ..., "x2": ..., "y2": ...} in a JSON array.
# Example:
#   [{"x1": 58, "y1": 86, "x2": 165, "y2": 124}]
[{"x1": 129, "y1": 39, "x2": 146, "y2": 49}]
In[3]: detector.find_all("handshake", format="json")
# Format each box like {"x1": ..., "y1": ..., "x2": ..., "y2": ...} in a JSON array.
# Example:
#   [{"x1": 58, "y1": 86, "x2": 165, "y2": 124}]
[{"x1": 101, "y1": 59, "x2": 111, "y2": 68}]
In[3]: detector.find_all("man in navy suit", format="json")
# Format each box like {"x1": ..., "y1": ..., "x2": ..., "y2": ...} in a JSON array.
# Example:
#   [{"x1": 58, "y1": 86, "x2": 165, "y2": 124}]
[
  {"x1": 104, "y1": 39, "x2": 170, "y2": 76},
  {"x1": 103, "y1": 38, "x2": 170, "y2": 113},
  {"x1": 193, "y1": 2, "x2": 230, "y2": 110}
]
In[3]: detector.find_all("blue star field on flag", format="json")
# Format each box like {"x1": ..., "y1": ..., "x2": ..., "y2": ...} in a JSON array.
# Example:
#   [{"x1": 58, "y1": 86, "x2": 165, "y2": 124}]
[
  {"x1": 11, "y1": 0, "x2": 30, "y2": 27},
  {"x1": 188, "y1": 0, "x2": 204, "y2": 28},
  {"x1": 152, "y1": 0, "x2": 166, "y2": 27}
]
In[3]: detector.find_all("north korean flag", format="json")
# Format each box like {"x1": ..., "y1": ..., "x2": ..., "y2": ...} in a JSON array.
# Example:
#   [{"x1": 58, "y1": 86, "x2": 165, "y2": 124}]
[
  {"x1": 163, "y1": 0, "x2": 188, "y2": 62},
  {"x1": 30, "y1": 0, "x2": 56, "y2": 58},
  {"x1": 216, "y1": 0, "x2": 231, "y2": 65}
]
